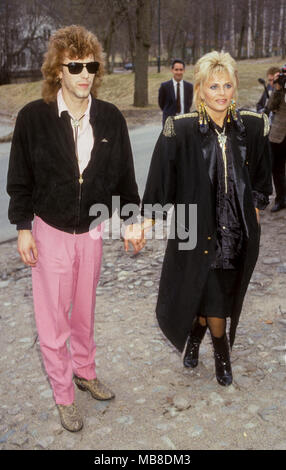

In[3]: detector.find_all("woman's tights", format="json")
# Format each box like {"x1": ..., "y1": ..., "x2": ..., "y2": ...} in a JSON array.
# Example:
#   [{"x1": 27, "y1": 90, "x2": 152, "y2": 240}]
[{"x1": 198, "y1": 316, "x2": 226, "y2": 338}]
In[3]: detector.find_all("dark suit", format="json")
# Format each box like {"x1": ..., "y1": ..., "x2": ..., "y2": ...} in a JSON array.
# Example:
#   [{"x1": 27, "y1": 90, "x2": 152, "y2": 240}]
[{"x1": 158, "y1": 79, "x2": 193, "y2": 125}]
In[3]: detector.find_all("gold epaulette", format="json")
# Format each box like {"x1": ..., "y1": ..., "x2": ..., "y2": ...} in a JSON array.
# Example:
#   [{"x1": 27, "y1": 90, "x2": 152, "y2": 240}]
[
  {"x1": 163, "y1": 112, "x2": 198, "y2": 137},
  {"x1": 163, "y1": 116, "x2": 175, "y2": 137},
  {"x1": 240, "y1": 110, "x2": 270, "y2": 137},
  {"x1": 262, "y1": 113, "x2": 270, "y2": 136},
  {"x1": 174, "y1": 111, "x2": 198, "y2": 120}
]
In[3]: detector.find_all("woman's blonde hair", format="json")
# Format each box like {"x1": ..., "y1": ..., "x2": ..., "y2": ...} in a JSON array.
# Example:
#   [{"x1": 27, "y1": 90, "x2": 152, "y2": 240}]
[
  {"x1": 194, "y1": 51, "x2": 238, "y2": 109},
  {"x1": 41, "y1": 25, "x2": 104, "y2": 103}
]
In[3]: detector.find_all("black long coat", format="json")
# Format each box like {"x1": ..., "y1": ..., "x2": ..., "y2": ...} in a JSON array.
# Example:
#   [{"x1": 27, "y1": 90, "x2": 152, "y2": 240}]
[{"x1": 142, "y1": 111, "x2": 272, "y2": 351}]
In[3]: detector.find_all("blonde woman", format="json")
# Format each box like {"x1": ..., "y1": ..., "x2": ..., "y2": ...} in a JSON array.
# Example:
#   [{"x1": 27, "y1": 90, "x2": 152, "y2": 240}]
[{"x1": 142, "y1": 51, "x2": 272, "y2": 386}]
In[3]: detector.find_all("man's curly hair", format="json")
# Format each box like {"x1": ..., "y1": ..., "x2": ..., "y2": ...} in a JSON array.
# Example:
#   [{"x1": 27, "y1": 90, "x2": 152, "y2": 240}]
[{"x1": 41, "y1": 25, "x2": 104, "y2": 103}]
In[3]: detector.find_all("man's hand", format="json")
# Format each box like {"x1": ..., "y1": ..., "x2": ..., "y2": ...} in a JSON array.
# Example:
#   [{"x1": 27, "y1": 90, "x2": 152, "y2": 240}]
[
  {"x1": 17, "y1": 230, "x2": 38, "y2": 266},
  {"x1": 123, "y1": 223, "x2": 146, "y2": 254}
]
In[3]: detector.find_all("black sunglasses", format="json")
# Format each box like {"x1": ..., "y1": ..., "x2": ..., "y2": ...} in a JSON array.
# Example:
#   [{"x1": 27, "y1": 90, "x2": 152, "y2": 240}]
[{"x1": 62, "y1": 61, "x2": 100, "y2": 75}]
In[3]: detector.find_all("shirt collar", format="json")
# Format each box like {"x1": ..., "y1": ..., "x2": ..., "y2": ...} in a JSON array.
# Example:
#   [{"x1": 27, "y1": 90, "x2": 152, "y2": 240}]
[
  {"x1": 173, "y1": 78, "x2": 183, "y2": 87},
  {"x1": 57, "y1": 89, "x2": 92, "y2": 120}
]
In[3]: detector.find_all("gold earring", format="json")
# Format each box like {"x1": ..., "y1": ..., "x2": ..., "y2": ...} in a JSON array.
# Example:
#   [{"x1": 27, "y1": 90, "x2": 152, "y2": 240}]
[
  {"x1": 199, "y1": 100, "x2": 209, "y2": 127},
  {"x1": 199, "y1": 101, "x2": 204, "y2": 126},
  {"x1": 227, "y1": 104, "x2": 231, "y2": 123},
  {"x1": 228, "y1": 99, "x2": 237, "y2": 122}
]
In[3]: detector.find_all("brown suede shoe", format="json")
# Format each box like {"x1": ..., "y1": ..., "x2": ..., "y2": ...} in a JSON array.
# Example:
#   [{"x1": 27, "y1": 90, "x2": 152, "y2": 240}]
[
  {"x1": 57, "y1": 402, "x2": 83, "y2": 432},
  {"x1": 74, "y1": 375, "x2": 115, "y2": 401}
]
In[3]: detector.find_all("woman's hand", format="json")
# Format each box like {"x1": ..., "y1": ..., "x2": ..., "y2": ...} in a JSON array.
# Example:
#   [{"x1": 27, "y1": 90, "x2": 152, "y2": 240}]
[
  {"x1": 255, "y1": 208, "x2": 260, "y2": 224},
  {"x1": 123, "y1": 223, "x2": 146, "y2": 254}
]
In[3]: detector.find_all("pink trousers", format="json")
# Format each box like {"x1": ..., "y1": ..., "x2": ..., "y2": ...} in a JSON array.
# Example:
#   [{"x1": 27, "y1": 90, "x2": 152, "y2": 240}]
[{"x1": 32, "y1": 216, "x2": 103, "y2": 405}]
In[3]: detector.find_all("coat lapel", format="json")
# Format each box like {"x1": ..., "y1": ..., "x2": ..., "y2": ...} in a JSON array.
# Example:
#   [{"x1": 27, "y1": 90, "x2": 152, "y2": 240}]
[
  {"x1": 199, "y1": 116, "x2": 250, "y2": 236},
  {"x1": 199, "y1": 131, "x2": 217, "y2": 188},
  {"x1": 169, "y1": 80, "x2": 175, "y2": 103},
  {"x1": 82, "y1": 98, "x2": 109, "y2": 175},
  {"x1": 183, "y1": 81, "x2": 188, "y2": 112},
  {"x1": 53, "y1": 106, "x2": 79, "y2": 172},
  {"x1": 229, "y1": 123, "x2": 249, "y2": 236}
]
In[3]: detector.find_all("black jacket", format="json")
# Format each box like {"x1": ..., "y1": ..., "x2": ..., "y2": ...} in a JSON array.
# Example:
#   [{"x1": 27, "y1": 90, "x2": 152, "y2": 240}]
[
  {"x1": 142, "y1": 110, "x2": 272, "y2": 351},
  {"x1": 7, "y1": 97, "x2": 140, "y2": 233},
  {"x1": 158, "y1": 79, "x2": 193, "y2": 125}
]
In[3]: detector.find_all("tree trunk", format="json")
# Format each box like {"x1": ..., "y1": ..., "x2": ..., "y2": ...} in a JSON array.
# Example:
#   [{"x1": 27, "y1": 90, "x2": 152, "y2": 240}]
[
  {"x1": 126, "y1": 8, "x2": 135, "y2": 70},
  {"x1": 281, "y1": 0, "x2": 286, "y2": 59},
  {"x1": 103, "y1": 18, "x2": 115, "y2": 74},
  {"x1": 254, "y1": 0, "x2": 261, "y2": 58},
  {"x1": 268, "y1": 5, "x2": 275, "y2": 56},
  {"x1": 247, "y1": 0, "x2": 252, "y2": 58},
  {"x1": 237, "y1": 3, "x2": 247, "y2": 61},
  {"x1": 133, "y1": 0, "x2": 152, "y2": 107},
  {"x1": 213, "y1": 0, "x2": 220, "y2": 51},
  {"x1": 229, "y1": 0, "x2": 236, "y2": 56},
  {"x1": 277, "y1": 0, "x2": 285, "y2": 55},
  {"x1": 166, "y1": 19, "x2": 181, "y2": 64},
  {"x1": 262, "y1": 5, "x2": 267, "y2": 56}
]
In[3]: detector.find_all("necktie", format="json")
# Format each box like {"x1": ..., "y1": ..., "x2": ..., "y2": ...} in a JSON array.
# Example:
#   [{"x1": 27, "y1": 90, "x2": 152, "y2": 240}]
[{"x1": 176, "y1": 82, "x2": 181, "y2": 114}]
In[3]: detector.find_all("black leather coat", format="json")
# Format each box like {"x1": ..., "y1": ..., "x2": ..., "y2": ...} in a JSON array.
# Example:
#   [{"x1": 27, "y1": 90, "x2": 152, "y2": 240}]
[{"x1": 142, "y1": 110, "x2": 272, "y2": 350}]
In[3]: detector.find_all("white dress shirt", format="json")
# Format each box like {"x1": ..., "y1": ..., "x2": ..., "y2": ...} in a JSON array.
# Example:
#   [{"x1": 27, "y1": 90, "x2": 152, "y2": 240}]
[
  {"x1": 57, "y1": 89, "x2": 94, "y2": 175},
  {"x1": 172, "y1": 78, "x2": 184, "y2": 115}
]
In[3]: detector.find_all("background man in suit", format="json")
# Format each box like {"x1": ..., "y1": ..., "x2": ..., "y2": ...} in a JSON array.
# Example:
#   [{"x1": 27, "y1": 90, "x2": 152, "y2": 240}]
[{"x1": 158, "y1": 59, "x2": 193, "y2": 125}]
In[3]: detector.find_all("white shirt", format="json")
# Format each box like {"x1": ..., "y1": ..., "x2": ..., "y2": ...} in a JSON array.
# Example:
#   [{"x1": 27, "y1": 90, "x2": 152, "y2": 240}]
[
  {"x1": 57, "y1": 89, "x2": 94, "y2": 175},
  {"x1": 172, "y1": 79, "x2": 184, "y2": 115}
]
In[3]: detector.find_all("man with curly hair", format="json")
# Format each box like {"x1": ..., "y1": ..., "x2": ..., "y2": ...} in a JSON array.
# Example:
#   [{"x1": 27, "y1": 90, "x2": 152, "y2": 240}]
[{"x1": 7, "y1": 25, "x2": 142, "y2": 432}]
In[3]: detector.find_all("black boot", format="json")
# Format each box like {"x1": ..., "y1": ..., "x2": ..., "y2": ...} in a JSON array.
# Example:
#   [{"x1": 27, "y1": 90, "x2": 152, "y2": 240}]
[
  {"x1": 211, "y1": 333, "x2": 233, "y2": 386},
  {"x1": 183, "y1": 319, "x2": 207, "y2": 368}
]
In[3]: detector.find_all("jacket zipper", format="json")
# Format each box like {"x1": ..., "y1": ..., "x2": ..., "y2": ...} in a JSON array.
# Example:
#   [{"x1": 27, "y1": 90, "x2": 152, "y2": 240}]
[
  {"x1": 77, "y1": 174, "x2": 83, "y2": 227},
  {"x1": 72, "y1": 115, "x2": 85, "y2": 233}
]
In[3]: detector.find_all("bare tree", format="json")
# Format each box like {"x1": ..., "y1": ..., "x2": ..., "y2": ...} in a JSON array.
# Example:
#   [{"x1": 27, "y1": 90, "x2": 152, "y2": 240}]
[
  {"x1": 0, "y1": 0, "x2": 51, "y2": 84},
  {"x1": 133, "y1": 0, "x2": 152, "y2": 107},
  {"x1": 2, "y1": 0, "x2": 286, "y2": 89}
]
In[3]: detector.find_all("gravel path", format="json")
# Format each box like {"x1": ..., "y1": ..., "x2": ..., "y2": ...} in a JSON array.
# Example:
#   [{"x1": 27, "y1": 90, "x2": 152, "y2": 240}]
[{"x1": 0, "y1": 203, "x2": 285, "y2": 450}]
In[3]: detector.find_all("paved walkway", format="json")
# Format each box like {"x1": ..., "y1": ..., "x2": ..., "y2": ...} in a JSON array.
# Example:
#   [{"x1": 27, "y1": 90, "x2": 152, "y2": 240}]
[{"x1": 0, "y1": 204, "x2": 285, "y2": 450}]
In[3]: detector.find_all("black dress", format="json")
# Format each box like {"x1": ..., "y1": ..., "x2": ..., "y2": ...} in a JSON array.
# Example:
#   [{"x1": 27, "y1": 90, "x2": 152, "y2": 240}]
[{"x1": 200, "y1": 117, "x2": 243, "y2": 319}]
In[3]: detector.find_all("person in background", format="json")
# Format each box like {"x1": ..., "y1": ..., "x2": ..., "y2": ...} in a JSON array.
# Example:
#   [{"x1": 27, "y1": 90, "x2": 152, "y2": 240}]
[
  {"x1": 158, "y1": 59, "x2": 193, "y2": 126},
  {"x1": 256, "y1": 66, "x2": 280, "y2": 115},
  {"x1": 266, "y1": 67, "x2": 286, "y2": 212}
]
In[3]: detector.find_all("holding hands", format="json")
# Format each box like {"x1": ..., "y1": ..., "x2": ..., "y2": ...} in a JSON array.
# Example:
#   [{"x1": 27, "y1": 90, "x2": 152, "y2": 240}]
[{"x1": 123, "y1": 219, "x2": 154, "y2": 254}]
